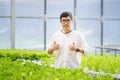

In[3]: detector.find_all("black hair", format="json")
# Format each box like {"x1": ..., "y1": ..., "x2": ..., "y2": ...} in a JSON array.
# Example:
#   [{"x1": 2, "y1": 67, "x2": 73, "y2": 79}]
[{"x1": 60, "y1": 12, "x2": 72, "y2": 20}]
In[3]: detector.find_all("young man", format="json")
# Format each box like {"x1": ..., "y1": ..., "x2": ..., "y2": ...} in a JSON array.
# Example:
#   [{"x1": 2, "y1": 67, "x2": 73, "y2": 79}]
[{"x1": 47, "y1": 11, "x2": 89, "y2": 69}]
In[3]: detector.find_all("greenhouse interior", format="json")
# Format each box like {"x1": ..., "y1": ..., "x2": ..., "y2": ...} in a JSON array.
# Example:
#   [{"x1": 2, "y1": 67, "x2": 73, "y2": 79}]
[{"x1": 0, "y1": 0, "x2": 120, "y2": 80}]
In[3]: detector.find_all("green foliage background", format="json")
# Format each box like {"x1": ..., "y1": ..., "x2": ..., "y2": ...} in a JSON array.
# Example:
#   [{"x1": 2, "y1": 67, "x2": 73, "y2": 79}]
[{"x1": 0, "y1": 49, "x2": 119, "y2": 80}]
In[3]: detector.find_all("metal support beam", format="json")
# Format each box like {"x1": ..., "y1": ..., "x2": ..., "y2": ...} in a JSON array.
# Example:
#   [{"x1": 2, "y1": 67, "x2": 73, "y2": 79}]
[
  {"x1": 74, "y1": 0, "x2": 77, "y2": 30},
  {"x1": 44, "y1": 0, "x2": 47, "y2": 50},
  {"x1": 11, "y1": 0, "x2": 16, "y2": 49},
  {"x1": 100, "y1": 0, "x2": 104, "y2": 55}
]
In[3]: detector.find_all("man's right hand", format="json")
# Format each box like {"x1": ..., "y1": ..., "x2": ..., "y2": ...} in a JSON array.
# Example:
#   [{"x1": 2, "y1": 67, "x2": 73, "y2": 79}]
[
  {"x1": 52, "y1": 41, "x2": 60, "y2": 50},
  {"x1": 48, "y1": 41, "x2": 60, "y2": 54}
]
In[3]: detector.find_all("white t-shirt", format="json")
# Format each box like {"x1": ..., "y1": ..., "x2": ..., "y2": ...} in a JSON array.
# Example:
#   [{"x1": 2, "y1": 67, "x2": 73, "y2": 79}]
[{"x1": 47, "y1": 30, "x2": 89, "y2": 69}]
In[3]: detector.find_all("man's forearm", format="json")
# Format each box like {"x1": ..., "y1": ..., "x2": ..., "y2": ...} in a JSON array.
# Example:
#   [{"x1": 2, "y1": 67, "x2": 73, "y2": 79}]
[
  {"x1": 48, "y1": 47, "x2": 54, "y2": 54},
  {"x1": 80, "y1": 49, "x2": 84, "y2": 54}
]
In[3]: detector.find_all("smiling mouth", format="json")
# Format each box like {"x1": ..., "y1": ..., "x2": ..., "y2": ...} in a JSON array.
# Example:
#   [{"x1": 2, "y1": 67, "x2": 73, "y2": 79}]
[{"x1": 63, "y1": 24, "x2": 69, "y2": 26}]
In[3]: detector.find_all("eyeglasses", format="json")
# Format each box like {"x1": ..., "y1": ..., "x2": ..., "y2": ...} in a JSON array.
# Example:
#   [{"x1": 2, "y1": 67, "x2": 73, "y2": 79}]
[{"x1": 61, "y1": 19, "x2": 71, "y2": 22}]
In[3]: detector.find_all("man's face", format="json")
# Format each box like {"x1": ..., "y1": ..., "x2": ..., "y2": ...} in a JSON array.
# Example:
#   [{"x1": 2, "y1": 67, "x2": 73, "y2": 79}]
[{"x1": 60, "y1": 16, "x2": 72, "y2": 28}]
